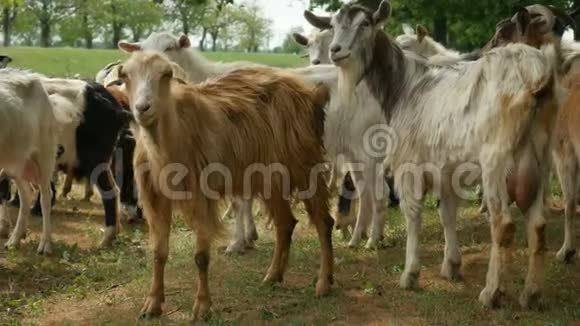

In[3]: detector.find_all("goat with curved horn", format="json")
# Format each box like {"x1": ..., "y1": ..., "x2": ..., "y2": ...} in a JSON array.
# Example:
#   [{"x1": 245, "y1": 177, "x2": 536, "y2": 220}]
[{"x1": 304, "y1": 10, "x2": 332, "y2": 30}]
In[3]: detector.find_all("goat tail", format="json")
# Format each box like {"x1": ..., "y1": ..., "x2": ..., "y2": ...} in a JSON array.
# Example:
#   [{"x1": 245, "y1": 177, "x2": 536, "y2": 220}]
[
  {"x1": 312, "y1": 82, "x2": 329, "y2": 142},
  {"x1": 312, "y1": 82, "x2": 330, "y2": 110}
]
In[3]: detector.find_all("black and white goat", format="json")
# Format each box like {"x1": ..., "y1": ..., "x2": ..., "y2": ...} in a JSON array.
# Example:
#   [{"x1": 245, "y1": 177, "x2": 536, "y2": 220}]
[{"x1": 0, "y1": 76, "x2": 131, "y2": 248}]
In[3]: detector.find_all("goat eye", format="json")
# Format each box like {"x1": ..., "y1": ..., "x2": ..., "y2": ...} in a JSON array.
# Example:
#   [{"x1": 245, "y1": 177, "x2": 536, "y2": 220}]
[
  {"x1": 360, "y1": 20, "x2": 370, "y2": 28},
  {"x1": 163, "y1": 71, "x2": 173, "y2": 79}
]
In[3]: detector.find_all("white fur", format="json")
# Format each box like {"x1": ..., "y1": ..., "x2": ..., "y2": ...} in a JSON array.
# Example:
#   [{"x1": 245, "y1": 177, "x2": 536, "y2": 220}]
[
  {"x1": 0, "y1": 69, "x2": 63, "y2": 254},
  {"x1": 395, "y1": 24, "x2": 461, "y2": 60}
]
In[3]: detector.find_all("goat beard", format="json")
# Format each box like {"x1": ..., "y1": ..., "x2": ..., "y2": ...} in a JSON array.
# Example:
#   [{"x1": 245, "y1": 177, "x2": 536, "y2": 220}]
[{"x1": 337, "y1": 61, "x2": 364, "y2": 107}]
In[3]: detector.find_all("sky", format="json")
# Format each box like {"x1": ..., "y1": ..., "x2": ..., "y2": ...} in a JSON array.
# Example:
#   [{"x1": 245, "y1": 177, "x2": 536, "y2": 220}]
[{"x1": 243, "y1": 0, "x2": 329, "y2": 48}]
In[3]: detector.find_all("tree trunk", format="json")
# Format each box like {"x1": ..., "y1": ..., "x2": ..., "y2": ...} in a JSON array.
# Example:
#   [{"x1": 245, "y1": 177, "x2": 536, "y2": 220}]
[
  {"x1": 181, "y1": 12, "x2": 190, "y2": 35},
  {"x1": 210, "y1": 31, "x2": 218, "y2": 51},
  {"x1": 433, "y1": 15, "x2": 447, "y2": 45},
  {"x1": 199, "y1": 27, "x2": 208, "y2": 51},
  {"x1": 82, "y1": 13, "x2": 93, "y2": 49},
  {"x1": 110, "y1": 2, "x2": 123, "y2": 48},
  {"x1": 132, "y1": 29, "x2": 141, "y2": 42},
  {"x1": 40, "y1": 19, "x2": 51, "y2": 47},
  {"x1": 574, "y1": 0, "x2": 580, "y2": 40},
  {"x1": 112, "y1": 23, "x2": 123, "y2": 48},
  {"x1": 2, "y1": 7, "x2": 12, "y2": 47}
]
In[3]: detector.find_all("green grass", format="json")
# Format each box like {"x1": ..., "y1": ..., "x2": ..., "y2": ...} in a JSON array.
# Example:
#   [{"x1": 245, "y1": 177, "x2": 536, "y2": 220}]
[
  {"x1": 0, "y1": 46, "x2": 308, "y2": 78},
  {"x1": 0, "y1": 181, "x2": 578, "y2": 325}
]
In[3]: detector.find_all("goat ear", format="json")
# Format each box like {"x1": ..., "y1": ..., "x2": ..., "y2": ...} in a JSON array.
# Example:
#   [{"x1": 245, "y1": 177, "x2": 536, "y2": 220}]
[
  {"x1": 416, "y1": 24, "x2": 428, "y2": 42},
  {"x1": 178, "y1": 35, "x2": 191, "y2": 48},
  {"x1": 105, "y1": 79, "x2": 124, "y2": 88},
  {"x1": 118, "y1": 41, "x2": 141, "y2": 53},
  {"x1": 293, "y1": 33, "x2": 309, "y2": 46},
  {"x1": 373, "y1": 0, "x2": 392, "y2": 25},
  {"x1": 514, "y1": 7, "x2": 531, "y2": 36},
  {"x1": 304, "y1": 10, "x2": 332, "y2": 30},
  {"x1": 170, "y1": 62, "x2": 189, "y2": 81}
]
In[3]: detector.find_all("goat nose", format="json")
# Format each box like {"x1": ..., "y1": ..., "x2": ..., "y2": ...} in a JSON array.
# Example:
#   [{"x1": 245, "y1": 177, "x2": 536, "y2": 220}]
[
  {"x1": 330, "y1": 44, "x2": 342, "y2": 53},
  {"x1": 136, "y1": 103, "x2": 151, "y2": 113},
  {"x1": 312, "y1": 59, "x2": 321, "y2": 65}
]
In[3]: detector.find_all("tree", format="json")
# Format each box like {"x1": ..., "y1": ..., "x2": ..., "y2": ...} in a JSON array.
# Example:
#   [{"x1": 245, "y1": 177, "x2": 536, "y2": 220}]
[
  {"x1": 27, "y1": 0, "x2": 74, "y2": 47},
  {"x1": 199, "y1": 0, "x2": 235, "y2": 51},
  {"x1": 1, "y1": 0, "x2": 22, "y2": 46},
  {"x1": 165, "y1": 0, "x2": 208, "y2": 35},
  {"x1": 55, "y1": 0, "x2": 102, "y2": 48},
  {"x1": 11, "y1": 5, "x2": 36, "y2": 45},
  {"x1": 125, "y1": 0, "x2": 163, "y2": 41},
  {"x1": 234, "y1": 1, "x2": 272, "y2": 52}
]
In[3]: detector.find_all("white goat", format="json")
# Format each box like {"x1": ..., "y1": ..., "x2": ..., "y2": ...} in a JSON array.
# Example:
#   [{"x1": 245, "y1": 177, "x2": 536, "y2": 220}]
[
  {"x1": 396, "y1": 24, "x2": 460, "y2": 59},
  {"x1": 118, "y1": 32, "x2": 391, "y2": 251},
  {"x1": 0, "y1": 69, "x2": 63, "y2": 254}
]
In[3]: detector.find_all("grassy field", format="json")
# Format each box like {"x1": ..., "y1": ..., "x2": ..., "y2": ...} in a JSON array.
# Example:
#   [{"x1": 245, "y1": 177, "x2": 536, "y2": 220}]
[
  {"x1": 0, "y1": 180, "x2": 578, "y2": 325},
  {"x1": 0, "y1": 46, "x2": 308, "y2": 78}
]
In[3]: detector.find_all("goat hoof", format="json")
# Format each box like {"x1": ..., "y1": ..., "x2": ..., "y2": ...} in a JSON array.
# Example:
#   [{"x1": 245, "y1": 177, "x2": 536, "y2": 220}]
[
  {"x1": 400, "y1": 271, "x2": 420, "y2": 290},
  {"x1": 225, "y1": 241, "x2": 246, "y2": 255},
  {"x1": 193, "y1": 298, "x2": 212, "y2": 321},
  {"x1": 556, "y1": 247, "x2": 576, "y2": 264},
  {"x1": 140, "y1": 296, "x2": 163, "y2": 319},
  {"x1": 5, "y1": 232, "x2": 25, "y2": 249},
  {"x1": 37, "y1": 238, "x2": 52, "y2": 255},
  {"x1": 441, "y1": 260, "x2": 463, "y2": 282},
  {"x1": 245, "y1": 229, "x2": 258, "y2": 242},
  {"x1": 520, "y1": 288, "x2": 542, "y2": 310},
  {"x1": 365, "y1": 238, "x2": 382, "y2": 250},
  {"x1": 99, "y1": 226, "x2": 118, "y2": 248},
  {"x1": 520, "y1": 288, "x2": 543, "y2": 310},
  {"x1": 315, "y1": 278, "x2": 332, "y2": 297},
  {"x1": 347, "y1": 236, "x2": 362, "y2": 248},
  {"x1": 479, "y1": 287, "x2": 503, "y2": 309},
  {"x1": 263, "y1": 271, "x2": 283, "y2": 284},
  {"x1": 478, "y1": 204, "x2": 488, "y2": 214}
]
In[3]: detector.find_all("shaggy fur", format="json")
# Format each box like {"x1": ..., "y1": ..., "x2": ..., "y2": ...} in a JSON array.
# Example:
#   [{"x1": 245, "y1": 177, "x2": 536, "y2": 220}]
[
  {"x1": 122, "y1": 52, "x2": 334, "y2": 320},
  {"x1": 552, "y1": 41, "x2": 580, "y2": 263},
  {"x1": 119, "y1": 31, "x2": 392, "y2": 252},
  {"x1": 293, "y1": 27, "x2": 399, "y2": 246},
  {"x1": 313, "y1": 0, "x2": 560, "y2": 309}
]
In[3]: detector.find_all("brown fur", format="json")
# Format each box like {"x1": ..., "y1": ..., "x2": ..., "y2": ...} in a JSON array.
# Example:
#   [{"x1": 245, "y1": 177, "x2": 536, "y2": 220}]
[
  {"x1": 477, "y1": 4, "x2": 562, "y2": 308},
  {"x1": 553, "y1": 70, "x2": 580, "y2": 263},
  {"x1": 106, "y1": 85, "x2": 131, "y2": 112},
  {"x1": 123, "y1": 52, "x2": 334, "y2": 320}
]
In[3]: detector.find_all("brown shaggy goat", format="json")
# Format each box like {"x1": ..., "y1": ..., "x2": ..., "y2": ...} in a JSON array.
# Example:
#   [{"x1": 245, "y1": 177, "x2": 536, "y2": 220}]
[{"x1": 119, "y1": 52, "x2": 333, "y2": 320}]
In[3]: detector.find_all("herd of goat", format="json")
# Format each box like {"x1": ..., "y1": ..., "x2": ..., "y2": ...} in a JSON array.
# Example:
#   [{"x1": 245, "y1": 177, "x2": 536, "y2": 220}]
[{"x1": 1, "y1": 0, "x2": 580, "y2": 320}]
